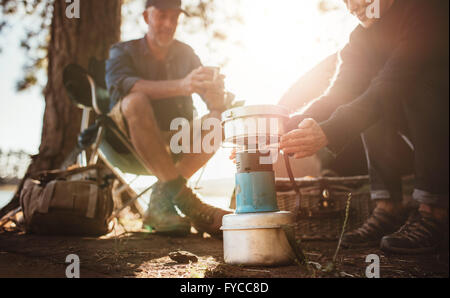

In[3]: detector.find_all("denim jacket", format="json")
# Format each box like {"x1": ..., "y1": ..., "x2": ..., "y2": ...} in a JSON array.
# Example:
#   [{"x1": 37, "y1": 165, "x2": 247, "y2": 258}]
[{"x1": 105, "y1": 36, "x2": 202, "y2": 130}]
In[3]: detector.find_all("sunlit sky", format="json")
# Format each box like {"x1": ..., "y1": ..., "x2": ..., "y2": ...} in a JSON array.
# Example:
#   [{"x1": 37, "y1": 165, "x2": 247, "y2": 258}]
[{"x1": 0, "y1": 0, "x2": 358, "y2": 179}]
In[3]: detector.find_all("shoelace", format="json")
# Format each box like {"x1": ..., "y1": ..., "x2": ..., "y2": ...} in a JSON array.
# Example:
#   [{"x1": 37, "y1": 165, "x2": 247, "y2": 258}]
[
  {"x1": 394, "y1": 214, "x2": 438, "y2": 244},
  {"x1": 351, "y1": 209, "x2": 398, "y2": 237},
  {"x1": 177, "y1": 188, "x2": 221, "y2": 224}
]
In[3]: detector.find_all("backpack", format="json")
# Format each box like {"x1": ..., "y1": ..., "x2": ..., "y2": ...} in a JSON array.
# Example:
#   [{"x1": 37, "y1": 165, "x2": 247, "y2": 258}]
[{"x1": 20, "y1": 165, "x2": 114, "y2": 236}]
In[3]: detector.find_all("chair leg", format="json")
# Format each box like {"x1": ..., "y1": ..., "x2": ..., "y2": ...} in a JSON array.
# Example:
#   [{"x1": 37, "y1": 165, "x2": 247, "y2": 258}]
[
  {"x1": 88, "y1": 125, "x2": 104, "y2": 166},
  {"x1": 99, "y1": 153, "x2": 155, "y2": 217},
  {"x1": 112, "y1": 175, "x2": 140, "y2": 198},
  {"x1": 111, "y1": 182, "x2": 155, "y2": 219},
  {"x1": 78, "y1": 108, "x2": 91, "y2": 167}
]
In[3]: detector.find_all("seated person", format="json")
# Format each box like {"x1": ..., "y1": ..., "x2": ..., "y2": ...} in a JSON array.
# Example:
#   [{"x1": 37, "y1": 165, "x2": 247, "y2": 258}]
[
  {"x1": 105, "y1": 0, "x2": 231, "y2": 236},
  {"x1": 280, "y1": 0, "x2": 449, "y2": 254}
]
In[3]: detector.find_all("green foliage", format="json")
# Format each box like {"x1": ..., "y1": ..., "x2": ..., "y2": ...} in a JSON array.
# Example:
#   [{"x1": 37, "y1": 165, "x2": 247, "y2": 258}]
[
  {"x1": 318, "y1": 0, "x2": 341, "y2": 13},
  {"x1": 285, "y1": 192, "x2": 353, "y2": 277},
  {"x1": 0, "y1": 0, "x2": 53, "y2": 91},
  {"x1": 1, "y1": 0, "x2": 242, "y2": 91},
  {"x1": 121, "y1": 0, "x2": 243, "y2": 66},
  {"x1": 183, "y1": 0, "x2": 242, "y2": 67},
  {"x1": 323, "y1": 192, "x2": 352, "y2": 274},
  {"x1": 333, "y1": 192, "x2": 352, "y2": 263}
]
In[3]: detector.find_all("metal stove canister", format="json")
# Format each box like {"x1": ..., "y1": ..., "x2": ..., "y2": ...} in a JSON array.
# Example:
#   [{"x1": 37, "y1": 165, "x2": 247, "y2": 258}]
[
  {"x1": 221, "y1": 105, "x2": 296, "y2": 266},
  {"x1": 221, "y1": 211, "x2": 296, "y2": 266},
  {"x1": 235, "y1": 150, "x2": 279, "y2": 213}
]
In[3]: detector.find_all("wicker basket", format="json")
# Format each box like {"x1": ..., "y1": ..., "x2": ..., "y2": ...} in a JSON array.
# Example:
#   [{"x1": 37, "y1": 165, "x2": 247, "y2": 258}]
[{"x1": 276, "y1": 176, "x2": 375, "y2": 241}]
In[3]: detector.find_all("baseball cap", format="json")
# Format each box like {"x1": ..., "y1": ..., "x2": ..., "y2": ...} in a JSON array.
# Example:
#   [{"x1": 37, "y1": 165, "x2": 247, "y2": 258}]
[{"x1": 145, "y1": 0, "x2": 189, "y2": 16}]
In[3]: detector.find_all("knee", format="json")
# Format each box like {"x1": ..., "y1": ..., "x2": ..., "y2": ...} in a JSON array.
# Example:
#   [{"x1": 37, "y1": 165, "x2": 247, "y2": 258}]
[{"x1": 121, "y1": 92, "x2": 152, "y2": 119}]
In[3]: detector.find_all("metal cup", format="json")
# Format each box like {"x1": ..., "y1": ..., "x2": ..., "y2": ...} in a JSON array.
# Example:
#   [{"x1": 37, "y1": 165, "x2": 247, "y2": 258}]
[{"x1": 203, "y1": 66, "x2": 220, "y2": 83}]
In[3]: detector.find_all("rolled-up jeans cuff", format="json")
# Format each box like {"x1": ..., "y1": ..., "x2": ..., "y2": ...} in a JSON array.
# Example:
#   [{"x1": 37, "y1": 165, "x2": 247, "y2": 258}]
[
  {"x1": 413, "y1": 189, "x2": 449, "y2": 209},
  {"x1": 370, "y1": 190, "x2": 402, "y2": 202}
]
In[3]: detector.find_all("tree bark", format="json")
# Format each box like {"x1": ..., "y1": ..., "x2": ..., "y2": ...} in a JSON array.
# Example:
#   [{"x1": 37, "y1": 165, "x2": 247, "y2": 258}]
[
  {"x1": 1, "y1": 0, "x2": 122, "y2": 218},
  {"x1": 34, "y1": 0, "x2": 122, "y2": 172}
]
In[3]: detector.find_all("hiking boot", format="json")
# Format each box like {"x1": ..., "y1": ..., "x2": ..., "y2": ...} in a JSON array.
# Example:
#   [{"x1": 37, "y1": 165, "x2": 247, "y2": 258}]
[
  {"x1": 380, "y1": 211, "x2": 448, "y2": 254},
  {"x1": 172, "y1": 185, "x2": 232, "y2": 237},
  {"x1": 341, "y1": 208, "x2": 405, "y2": 248},
  {"x1": 143, "y1": 182, "x2": 191, "y2": 236}
]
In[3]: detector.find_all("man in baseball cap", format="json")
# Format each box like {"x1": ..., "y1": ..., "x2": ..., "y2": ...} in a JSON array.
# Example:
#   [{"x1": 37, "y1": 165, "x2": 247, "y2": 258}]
[{"x1": 105, "y1": 0, "x2": 231, "y2": 236}]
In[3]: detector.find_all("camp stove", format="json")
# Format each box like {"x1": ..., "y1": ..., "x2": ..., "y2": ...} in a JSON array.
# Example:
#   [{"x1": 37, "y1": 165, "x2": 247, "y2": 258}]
[{"x1": 221, "y1": 105, "x2": 296, "y2": 266}]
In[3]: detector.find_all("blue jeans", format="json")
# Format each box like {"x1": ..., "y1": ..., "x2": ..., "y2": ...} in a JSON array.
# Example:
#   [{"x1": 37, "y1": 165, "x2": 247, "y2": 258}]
[{"x1": 362, "y1": 77, "x2": 449, "y2": 209}]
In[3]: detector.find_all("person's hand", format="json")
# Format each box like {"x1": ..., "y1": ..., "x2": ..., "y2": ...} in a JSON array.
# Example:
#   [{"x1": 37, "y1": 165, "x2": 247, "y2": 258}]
[
  {"x1": 180, "y1": 67, "x2": 216, "y2": 96},
  {"x1": 229, "y1": 148, "x2": 237, "y2": 164},
  {"x1": 202, "y1": 74, "x2": 227, "y2": 112},
  {"x1": 285, "y1": 113, "x2": 308, "y2": 133},
  {"x1": 280, "y1": 118, "x2": 329, "y2": 159}
]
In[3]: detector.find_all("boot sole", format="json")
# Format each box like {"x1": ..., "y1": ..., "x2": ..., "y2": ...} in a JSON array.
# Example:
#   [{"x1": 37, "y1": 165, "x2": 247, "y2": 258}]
[
  {"x1": 341, "y1": 239, "x2": 381, "y2": 249},
  {"x1": 192, "y1": 225, "x2": 223, "y2": 239},
  {"x1": 144, "y1": 221, "x2": 191, "y2": 236},
  {"x1": 380, "y1": 240, "x2": 438, "y2": 255},
  {"x1": 147, "y1": 226, "x2": 191, "y2": 236},
  {"x1": 155, "y1": 229, "x2": 191, "y2": 237}
]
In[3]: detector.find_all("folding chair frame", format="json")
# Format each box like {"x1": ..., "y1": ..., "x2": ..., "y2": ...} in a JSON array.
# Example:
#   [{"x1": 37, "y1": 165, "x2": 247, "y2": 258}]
[{"x1": 74, "y1": 73, "x2": 157, "y2": 217}]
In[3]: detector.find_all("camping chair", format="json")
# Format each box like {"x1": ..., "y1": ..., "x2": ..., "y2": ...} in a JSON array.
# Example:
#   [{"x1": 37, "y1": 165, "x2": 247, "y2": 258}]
[
  {"x1": 62, "y1": 58, "x2": 240, "y2": 218},
  {"x1": 62, "y1": 59, "x2": 156, "y2": 216}
]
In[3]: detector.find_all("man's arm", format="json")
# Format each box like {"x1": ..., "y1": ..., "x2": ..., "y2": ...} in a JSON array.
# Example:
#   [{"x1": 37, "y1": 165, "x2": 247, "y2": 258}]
[
  {"x1": 281, "y1": 1, "x2": 448, "y2": 159},
  {"x1": 106, "y1": 44, "x2": 142, "y2": 100},
  {"x1": 130, "y1": 69, "x2": 213, "y2": 99},
  {"x1": 129, "y1": 79, "x2": 184, "y2": 98},
  {"x1": 105, "y1": 44, "x2": 212, "y2": 101},
  {"x1": 186, "y1": 51, "x2": 228, "y2": 112},
  {"x1": 299, "y1": 26, "x2": 379, "y2": 123},
  {"x1": 320, "y1": 1, "x2": 448, "y2": 155},
  {"x1": 278, "y1": 53, "x2": 339, "y2": 112},
  {"x1": 284, "y1": 26, "x2": 376, "y2": 132}
]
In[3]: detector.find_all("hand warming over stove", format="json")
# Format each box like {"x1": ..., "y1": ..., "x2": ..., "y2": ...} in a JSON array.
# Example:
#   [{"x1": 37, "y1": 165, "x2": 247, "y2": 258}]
[{"x1": 280, "y1": 118, "x2": 329, "y2": 159}]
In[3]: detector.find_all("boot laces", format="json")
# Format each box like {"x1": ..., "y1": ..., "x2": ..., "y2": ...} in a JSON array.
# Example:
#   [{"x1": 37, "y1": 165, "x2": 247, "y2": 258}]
[
  {"x1": 394, "y1": 212, "x2": 438, "y2": 243},
  {"x1": 350, "y1": 208, "x2": 398, "y2": 237},
  {"x1": 178, "y1": 188, "x2": 224, "y2": 224}
]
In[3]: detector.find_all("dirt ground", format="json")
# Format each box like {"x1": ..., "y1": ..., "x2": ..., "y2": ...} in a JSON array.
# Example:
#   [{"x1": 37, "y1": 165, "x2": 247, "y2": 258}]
[{"x1": 0, "y1": 225, "x2": 448, "y2": 278}]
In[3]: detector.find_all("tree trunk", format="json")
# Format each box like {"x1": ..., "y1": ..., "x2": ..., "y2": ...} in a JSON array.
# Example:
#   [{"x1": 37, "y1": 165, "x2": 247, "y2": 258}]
[{"x1": 0, "y1": 0, "x2": 122, "y2": 218}]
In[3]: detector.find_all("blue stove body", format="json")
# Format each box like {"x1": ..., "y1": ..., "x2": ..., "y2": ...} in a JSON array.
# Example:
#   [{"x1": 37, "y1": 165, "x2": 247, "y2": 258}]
[{"x1": 235, "y1": 171, "x2": 279, "y2": 214}]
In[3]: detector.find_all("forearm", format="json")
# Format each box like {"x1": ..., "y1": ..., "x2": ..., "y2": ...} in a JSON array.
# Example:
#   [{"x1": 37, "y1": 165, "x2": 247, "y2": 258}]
[
  {"x1": 319, "y1": 8, "x2": 446, "y2": 156},
  {"x1": 301, "y1": 27, "x2": 376, "y2": 122},
  {"x1": 130, "y1": 79, "x2": 188, "y2": 100},
  {"x1": 319, "y1": 88, "x2": 381, "y2": 156},
  {"x1": 301, "y1": 57, "x2": 376, "y2": 122},
  {"x1": 300, "y1": 94, "x2": 340, "y2": 123},
  {"x1": 278, "y1": 53, "x2": 339, "y2": 111}
]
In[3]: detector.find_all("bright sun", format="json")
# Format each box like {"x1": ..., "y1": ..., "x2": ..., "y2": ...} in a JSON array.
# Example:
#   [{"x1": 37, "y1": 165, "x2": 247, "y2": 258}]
[
  {"x1": 184, "y1": 0, "x2": 358, "y2": 114},
  {"x1": 122, "y1": 0, "x2": 358, "y2": 115},
  {"x1": 177, "y1": 0, "x2": 359, "y2": 180}
]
